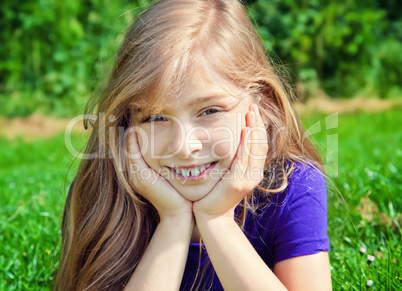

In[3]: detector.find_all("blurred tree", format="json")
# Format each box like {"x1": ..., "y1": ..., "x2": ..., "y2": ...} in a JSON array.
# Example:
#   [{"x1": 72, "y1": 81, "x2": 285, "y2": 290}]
[
  {"x1": 249, "y1": 0, "x2": 402, "y2": 98},
  {"x1": 0, "y1": 0, "x2": 152, "y2": 116}
]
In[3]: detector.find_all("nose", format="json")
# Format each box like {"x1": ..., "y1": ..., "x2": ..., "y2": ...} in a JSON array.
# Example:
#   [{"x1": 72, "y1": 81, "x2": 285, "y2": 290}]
[{"x1": 168, "y1": 122, "x2": 204, "y2": 159}]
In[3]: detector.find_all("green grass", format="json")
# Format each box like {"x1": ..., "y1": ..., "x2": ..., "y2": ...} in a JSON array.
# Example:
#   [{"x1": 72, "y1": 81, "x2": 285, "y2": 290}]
[
  {"x1": 1, "y1": 109, "x2": 401, "y2": 290},
  {"x1": 0, "y1": 132, "x2": 86, "y2": 290},
  {"x1": 303, "y1": 109, "x2": 402, "y2": 290}
]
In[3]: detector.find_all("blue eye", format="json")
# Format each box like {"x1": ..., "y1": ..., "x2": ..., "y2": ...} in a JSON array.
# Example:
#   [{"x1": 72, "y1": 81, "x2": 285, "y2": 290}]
[
  {"x1": 202, "y1": 108, "x2": 220, "y2": 116},
  {"x1": 142, "y1": 115, "x2": 167, "y2": 123}
]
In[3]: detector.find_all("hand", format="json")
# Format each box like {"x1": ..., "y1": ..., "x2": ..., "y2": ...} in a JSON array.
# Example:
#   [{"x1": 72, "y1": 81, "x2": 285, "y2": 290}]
[
  {"x1": 193, "y1": 104, "x2": 268, "y2": 220},
  {"x1": 125, "y1": 127, "x2": 193, "y2": 220}
]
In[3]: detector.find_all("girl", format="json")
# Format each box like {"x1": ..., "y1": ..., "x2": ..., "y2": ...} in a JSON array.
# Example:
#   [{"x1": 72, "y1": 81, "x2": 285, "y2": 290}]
[{"x1": 55, "y1": 0, "x2": 332, "y2": 290}]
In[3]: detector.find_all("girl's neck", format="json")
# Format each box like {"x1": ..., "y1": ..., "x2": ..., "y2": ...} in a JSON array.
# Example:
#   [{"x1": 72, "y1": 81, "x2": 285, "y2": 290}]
[{"x1": 191, "y1": 227, "x2": 202, "y2": 243}]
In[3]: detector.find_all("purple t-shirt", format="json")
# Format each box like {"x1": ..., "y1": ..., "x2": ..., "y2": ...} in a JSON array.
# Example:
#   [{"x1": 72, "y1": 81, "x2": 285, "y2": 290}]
[{"x1": 180, "y1": 163, "x2": 330, "y2": 290}]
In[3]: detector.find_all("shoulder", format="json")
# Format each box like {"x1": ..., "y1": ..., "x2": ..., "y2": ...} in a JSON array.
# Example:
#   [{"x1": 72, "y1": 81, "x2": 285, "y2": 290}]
[
  {"x1": 288, "y1": 162, "x2": 326, "y2": 187},
  {"x1": 248, "y1": 162, "x2": 330, "y2": 265},
  {"x1": 241, "y1": 162, "x2": 330, "y2": 269},
  {"x1": 266, "y1": 162, "x2": 328, "y2": 228},
  {"x1": 248, "y1": 162, "x2": 327, "y2": 220},
  {"x1": 255, "y1": 162, "x2": 327, "y2": 210},
  {"x1": 273, "y1": 162, "x2": 330, "y2": 263},
  {"x1": 285, "y1": 162, "x2": 327, "y2": 207},
  {"x1": 279, "y1": 162, "x2": 328, "y2": 227}
]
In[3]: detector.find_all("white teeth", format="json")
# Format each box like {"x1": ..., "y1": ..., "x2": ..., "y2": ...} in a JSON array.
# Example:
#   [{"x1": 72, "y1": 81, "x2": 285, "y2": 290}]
[
  {"x1": 191, "y1": 168, "x2": 200, "y2": 176},
  {"x1": 174, "y1": 163, "x2": 211, "y2": 178},
  {"x1": 181, "y1": 169, "x2": 190, "y2": 177}
]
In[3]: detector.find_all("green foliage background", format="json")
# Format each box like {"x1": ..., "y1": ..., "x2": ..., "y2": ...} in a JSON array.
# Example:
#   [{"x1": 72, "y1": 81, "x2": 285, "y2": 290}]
[
  {"x1": 1, "y1": 0, "x2": 401, "y2": 117},
  {"x1": 248, "y1": 0, "x2": 402, "y2": 99},
  {"x1": 0, "y1": 0, "x2": 153, "y2": 117}
]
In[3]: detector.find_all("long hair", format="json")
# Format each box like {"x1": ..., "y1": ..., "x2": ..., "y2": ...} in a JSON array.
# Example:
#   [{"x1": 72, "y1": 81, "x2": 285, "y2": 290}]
[{"x1": 54, "y1": 0, "x2": 323, "y2": 290}]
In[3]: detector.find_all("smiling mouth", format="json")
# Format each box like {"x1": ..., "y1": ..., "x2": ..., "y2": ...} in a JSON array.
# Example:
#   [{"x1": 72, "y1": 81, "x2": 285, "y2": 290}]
[{"x1": 171, "y1": 162, "x2": 216, "y2": 179}]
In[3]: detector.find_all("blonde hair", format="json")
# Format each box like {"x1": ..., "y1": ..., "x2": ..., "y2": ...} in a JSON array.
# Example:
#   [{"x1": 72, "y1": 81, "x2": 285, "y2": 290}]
[{"x1": 55, "y1": 0, "x2": 323, "y2": 290}]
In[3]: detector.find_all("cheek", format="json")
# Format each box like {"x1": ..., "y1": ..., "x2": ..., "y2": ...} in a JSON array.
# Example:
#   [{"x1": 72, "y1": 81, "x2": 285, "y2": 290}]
[
  {"x1": 135, "y1": 129, "x2": 163, "y2": 167},
  {"x1": 210, "y1": 121, "x2": 242, "y2": 159}
]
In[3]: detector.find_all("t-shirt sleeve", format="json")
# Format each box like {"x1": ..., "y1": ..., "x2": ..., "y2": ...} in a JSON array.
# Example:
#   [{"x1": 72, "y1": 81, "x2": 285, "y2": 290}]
[{"x1": 273, "y1": 165, "x2": 330, "y2": 265}]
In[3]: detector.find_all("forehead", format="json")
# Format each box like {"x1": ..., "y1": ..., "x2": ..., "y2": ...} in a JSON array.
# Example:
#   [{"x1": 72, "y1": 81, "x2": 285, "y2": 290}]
[
  {"x1": 175, "y1": 68, "x2": 245, "y2": 104},
  {"x1": 131, "y1": 60, "x2": 249, "y2": 115}
]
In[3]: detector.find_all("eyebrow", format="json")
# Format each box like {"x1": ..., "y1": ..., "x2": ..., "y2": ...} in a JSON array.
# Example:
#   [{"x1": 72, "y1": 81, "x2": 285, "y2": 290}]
[{"x1": 190, "y1": 94, "x2": 232, "y2": 106}]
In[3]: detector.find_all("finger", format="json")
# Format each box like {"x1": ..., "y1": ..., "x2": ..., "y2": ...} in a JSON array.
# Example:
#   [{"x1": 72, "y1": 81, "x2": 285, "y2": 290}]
[
  {"x1": 196, "y1": 127, "x2": 253, "y2": 214},
  {"x1": 249, "y1": 105, "x2": 268, "y2": 159},
  {"x1": 124, "y1": 128, "x2": 139, "y2": 180},
  {"x1": 125, "y1": 127, "x2": 140, "y2": 158},
  {"x1": 246, "y1": 105, "x2": 267, "y2": 146},
  {"x1": 245, "y1": 109, "x2": 264, "y2": 160},
  {"x1": 229, "y1": 126, "x2": 255, "y2": 199},
  {"x1": 250, "y1": 104, "x2": 267, "y2": 141},
  {"x1": 245, "y1": 105, "x2": 256, "y2": 128},
  {"x1": 233, "y1": 126, "x2": 251, "y2": 168},
  {"x1": 248, "y1": 107, "x2": 267, "y2": 182},
  {"x1": 222, "y1": 126, "x2": 250, "y2": 189},
  {"x1": 126, "y1": 127, "x2": 150, "y2": 165},
  {"x1": 124, "y1": 127, "x2": 151, "y2": 182}
]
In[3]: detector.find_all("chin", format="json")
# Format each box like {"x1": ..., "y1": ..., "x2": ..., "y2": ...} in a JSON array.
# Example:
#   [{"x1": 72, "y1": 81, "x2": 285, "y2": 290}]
[
  {"x1": 166, "y1": 165, "x2": 226, "y2": 201},
  {"x1": 179, "y1": 191, "x2": 209, "y2": 202},
  {"x1": 174, "y1": 184, "x2": 215, "y2": 202}
]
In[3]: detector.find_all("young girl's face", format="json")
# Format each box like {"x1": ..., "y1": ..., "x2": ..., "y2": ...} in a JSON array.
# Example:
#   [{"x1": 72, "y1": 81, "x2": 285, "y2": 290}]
[{"x1": 134, "y1": 70, "x2": 255, "y2": 201}]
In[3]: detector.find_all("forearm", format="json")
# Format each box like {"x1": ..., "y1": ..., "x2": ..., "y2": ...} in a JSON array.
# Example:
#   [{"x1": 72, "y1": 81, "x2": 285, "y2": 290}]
[
  {"x1": 124, "y1": 215, "x2": 194, "y2": 290},
  {"x1": 195, "y1": 215, "x2": 287, "y2": 291}
]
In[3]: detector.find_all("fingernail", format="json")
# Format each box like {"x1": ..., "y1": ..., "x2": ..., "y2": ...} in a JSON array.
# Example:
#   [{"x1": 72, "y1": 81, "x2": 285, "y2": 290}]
[
  {"x1": 253, "y1": 104, "x2": 259, "y2": 114},
  {"x1": 250, "y1": 111, "x2": 256, "y2": 122}
]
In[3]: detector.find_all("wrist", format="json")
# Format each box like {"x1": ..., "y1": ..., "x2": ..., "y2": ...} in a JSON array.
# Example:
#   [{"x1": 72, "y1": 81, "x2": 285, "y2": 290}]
[
  {"x1": 193, "y1": 214, "x2": 241, "y2": 248},
  {"x1": 194, "y1": 211, "x2": 235, "y2": 230},
  {"x1": 193, "y1": 207, "x2": 235, "y2": 223},
  {"x1": 157, "y1": 201, "x2": 194, "y2": 222},
  {"x1": 159, "y1": 212, "x2": 195, "y2": 229}
]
